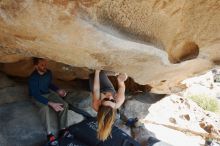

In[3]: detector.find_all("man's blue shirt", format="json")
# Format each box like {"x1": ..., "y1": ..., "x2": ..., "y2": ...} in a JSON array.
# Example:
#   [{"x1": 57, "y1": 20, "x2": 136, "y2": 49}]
[{"x1": 28, "y1": 70, "x2": 59, "y2": 105}]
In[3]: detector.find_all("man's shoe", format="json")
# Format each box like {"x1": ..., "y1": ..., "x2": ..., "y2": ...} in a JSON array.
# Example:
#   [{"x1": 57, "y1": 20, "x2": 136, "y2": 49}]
[{"x1": 47, "y1": 134, "x2": 59, "y2": 146}]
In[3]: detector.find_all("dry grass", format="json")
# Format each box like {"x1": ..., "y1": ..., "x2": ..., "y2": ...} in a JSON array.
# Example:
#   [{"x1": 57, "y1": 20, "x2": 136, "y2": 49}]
[{"x1": 187, "y1": 94, "x2": 219, "y2": 113}]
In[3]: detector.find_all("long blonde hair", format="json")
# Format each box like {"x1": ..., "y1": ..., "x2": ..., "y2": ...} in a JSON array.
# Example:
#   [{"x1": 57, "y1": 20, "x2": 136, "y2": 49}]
[{"x1": 97, "y1": 105, "x2": 116, "y2": 141}]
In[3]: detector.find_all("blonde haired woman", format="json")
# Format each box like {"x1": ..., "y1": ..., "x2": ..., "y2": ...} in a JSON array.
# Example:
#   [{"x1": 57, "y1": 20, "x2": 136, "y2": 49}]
[{"x1": 90, "y1": 70, "x2": 127, "y2": 141}]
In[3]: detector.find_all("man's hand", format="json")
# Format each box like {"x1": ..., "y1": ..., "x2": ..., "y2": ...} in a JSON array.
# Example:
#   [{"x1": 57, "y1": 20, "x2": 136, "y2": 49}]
[
  {"x1": 57, "y1": 89, "x2": 67, "y2": 97},
  {"x1": 117, "y1": 73, "x2": 128, "y2": 82},
  {"x1": 48, "y1": 102, "x2": 64, "y2": 112}
]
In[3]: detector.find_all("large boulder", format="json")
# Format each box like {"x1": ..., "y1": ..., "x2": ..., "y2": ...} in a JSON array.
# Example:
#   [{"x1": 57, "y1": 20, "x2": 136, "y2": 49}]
[{"x1": 0, "y1": 0, "x2": 219, "y2": 93}]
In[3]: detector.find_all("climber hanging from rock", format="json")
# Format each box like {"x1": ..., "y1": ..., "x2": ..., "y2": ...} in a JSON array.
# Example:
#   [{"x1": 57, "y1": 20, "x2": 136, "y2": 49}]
[{"x1": 89, "y1": 70, "x2": 128, "y2": 141}]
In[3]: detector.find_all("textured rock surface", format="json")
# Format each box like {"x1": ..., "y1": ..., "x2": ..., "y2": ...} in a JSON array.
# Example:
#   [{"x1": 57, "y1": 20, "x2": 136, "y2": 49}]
[
  {"x1": 0, "y1": 59, "x2": 151, "y2": 93},
  {"x1": 0, "y1": 58, "x2": 90, "y2": 80},
  {"x1": 0, "y1": 0, "x2": 220, "y2": 93},
  {"x1": 144, "y1": 94, "x2": 220, "y2": 146},
  {"x1": 0, "y1": 101, "x2": 46, "y2": 146},
  {"x1": 0, "y1": 72, "x2": 29, "y2": 105}
]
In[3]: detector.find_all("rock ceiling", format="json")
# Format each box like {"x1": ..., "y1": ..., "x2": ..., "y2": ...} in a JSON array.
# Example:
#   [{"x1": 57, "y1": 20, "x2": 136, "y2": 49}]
[{"x1": 0, "y1": 0, "x2": 220, "y2": 93}]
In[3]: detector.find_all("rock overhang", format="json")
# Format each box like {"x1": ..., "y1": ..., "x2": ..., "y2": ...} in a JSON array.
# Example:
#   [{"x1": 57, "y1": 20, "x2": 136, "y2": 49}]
[{"x1": 0, "y1": 0, "x2": 219, "y2": 93}]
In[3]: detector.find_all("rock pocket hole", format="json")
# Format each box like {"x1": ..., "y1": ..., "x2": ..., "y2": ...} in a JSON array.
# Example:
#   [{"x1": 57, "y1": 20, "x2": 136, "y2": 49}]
[{"x1": 170, "y1": 41, "x2": 199, "y2": 63}]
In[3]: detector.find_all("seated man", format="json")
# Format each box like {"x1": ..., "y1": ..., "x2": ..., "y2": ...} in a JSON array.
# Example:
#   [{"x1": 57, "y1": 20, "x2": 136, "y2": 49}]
[{"x1": 28, "y1": 57, "x2": 68, "y2": 145}]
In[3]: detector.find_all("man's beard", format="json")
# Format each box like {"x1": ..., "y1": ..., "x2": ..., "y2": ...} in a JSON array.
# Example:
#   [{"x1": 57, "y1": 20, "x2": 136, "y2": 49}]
[{"x1": 37, "y1": 68, "x2": 47, "y2": 75}]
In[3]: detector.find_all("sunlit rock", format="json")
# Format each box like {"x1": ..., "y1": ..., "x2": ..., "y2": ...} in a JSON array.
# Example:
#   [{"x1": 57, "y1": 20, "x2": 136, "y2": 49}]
[{"x1": 0, "y1": 0, "x2": 219, "y2": 93}]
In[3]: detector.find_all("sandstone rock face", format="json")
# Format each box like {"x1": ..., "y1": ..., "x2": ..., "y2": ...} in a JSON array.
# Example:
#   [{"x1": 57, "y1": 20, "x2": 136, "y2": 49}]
[
  {"x1": 0, "y1": 0, "x2": 220, "y2": 93},
  {"x1": 0, "y1": 58, "x2": 90, "y2": 80},
  {"x1": 0, "y1": 58, "x2": 152, "y2": 93}
]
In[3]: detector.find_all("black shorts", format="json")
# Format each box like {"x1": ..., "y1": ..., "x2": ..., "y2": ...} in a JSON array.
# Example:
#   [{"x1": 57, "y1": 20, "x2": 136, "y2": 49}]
[{"x1": 89, "y1": 71, "x2": 116, "y2": 95}]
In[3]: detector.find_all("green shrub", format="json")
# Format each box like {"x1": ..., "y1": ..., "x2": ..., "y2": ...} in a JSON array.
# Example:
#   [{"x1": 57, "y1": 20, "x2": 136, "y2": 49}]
[{"x1": 187, "y1": 94, "x2": 219, "y2": 113}]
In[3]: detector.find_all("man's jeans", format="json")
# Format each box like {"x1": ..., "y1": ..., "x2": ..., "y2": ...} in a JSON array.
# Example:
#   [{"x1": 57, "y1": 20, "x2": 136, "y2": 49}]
[{"x1": 32, "y1": 91, "x2": 68, "y2": 135}]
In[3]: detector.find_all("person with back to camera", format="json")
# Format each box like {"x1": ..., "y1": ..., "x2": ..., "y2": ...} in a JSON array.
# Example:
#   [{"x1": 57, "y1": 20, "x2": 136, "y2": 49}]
[{"x1": 89, "y1": 70, "x2": 128, "y2": 141}]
